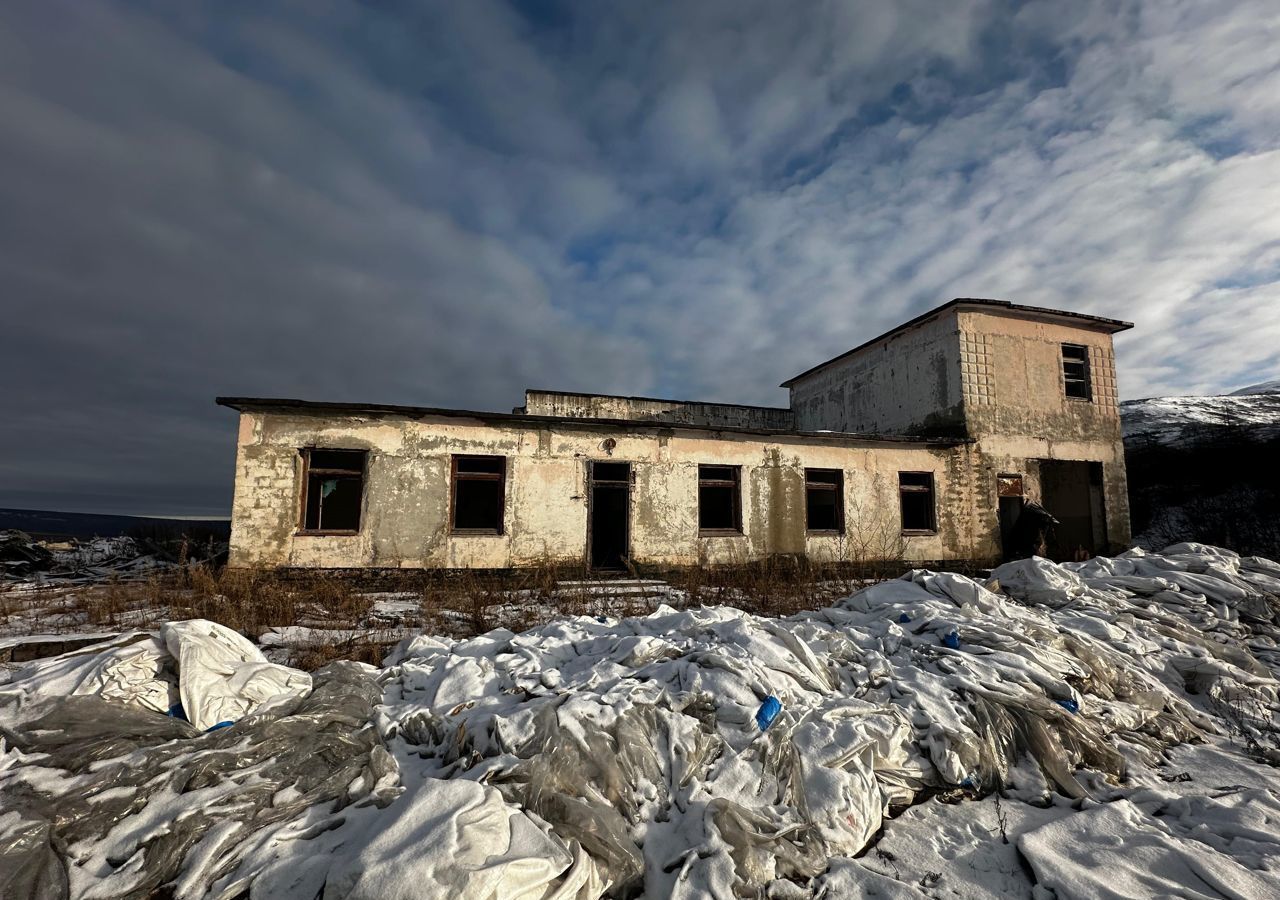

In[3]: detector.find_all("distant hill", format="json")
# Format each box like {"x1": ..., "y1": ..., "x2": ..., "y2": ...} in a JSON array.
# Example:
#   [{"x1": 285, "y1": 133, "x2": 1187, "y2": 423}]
[
  {"x1": 0, "y1": 508, "x2": 230, "y2": 542},
  {"x1": 1229, "y1": 379, "x2": 1280, "y2": 396},
  {"x1": 1120, "y1": 381, "x2": 1280, "y2": 557},
  {"x1": 1122, "y1": 384, "x2": 1280, "y2": 449}
]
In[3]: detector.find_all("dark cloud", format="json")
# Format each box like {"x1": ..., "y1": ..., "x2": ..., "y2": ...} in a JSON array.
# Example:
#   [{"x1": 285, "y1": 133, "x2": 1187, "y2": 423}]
[{"x1": 2, "y1": 0, "x2": 1278, "y2": 515}]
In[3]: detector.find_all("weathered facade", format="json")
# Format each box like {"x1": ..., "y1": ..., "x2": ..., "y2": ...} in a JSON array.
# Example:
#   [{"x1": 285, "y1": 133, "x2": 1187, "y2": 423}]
[{"x1": 220, "y1": 299, "x2": 1133, "y2": 570}]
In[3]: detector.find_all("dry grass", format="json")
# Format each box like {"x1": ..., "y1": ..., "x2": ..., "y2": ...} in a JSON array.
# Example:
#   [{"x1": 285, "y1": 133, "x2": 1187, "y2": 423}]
[
  {"x1": 2, "y1": 553, "x2": 931, "y2": 670},
  {"x1": 0, "y1": 504, "x2": 945, "y2": 671},
  {"x1": 670, "y1": 557, "x2": 852, "y2": 617}
]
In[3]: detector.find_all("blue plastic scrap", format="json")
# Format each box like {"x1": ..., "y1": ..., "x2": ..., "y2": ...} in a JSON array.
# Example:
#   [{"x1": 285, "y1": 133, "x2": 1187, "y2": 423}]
[
  {"x1": 942, "y1": 631, "x2": 961, "y2": 650},
  {"x1": 756, "y1": 696, "x2": 782, "y2": 731},
  {"x1": 898, "y1": 613, "x2": 911, "y2": 624},
  {"x1": 1055, "y1": 698, "x2": 1080, "y2": 714},
  {"x1": 167, "y1": 702, "x2": 187, "y2": 721},
  {"x1": 205, "y1": 721, "x2": 235, "y2": 732}
]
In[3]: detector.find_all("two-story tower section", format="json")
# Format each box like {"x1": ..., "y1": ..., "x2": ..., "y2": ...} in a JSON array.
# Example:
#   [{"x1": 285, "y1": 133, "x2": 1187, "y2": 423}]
[{"x1": 783, "y1": 299, "x2": 1133, "y2": 562}]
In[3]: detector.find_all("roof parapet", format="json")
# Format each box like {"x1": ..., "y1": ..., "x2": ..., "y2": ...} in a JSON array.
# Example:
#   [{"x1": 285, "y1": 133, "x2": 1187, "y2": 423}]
[
  {"x1": 781, "y1": 298, "x2": 1134, "y2": 387},
  {"x1": 215, "y1": 396, "x2": 969, "y2": 446}
]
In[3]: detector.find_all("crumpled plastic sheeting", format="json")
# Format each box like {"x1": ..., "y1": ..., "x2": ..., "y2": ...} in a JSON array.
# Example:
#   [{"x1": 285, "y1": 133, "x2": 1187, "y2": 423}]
[
  {"x1": 1018, "y1": 798, "x2": 1280, "y2": 899},
  {"x1": 161, "y1": 619, "x2": 312, "y2": 730},
  {"x1": 0, "y1": 653, "x2": 603, "y2": 900},
  {"x1": 1, "y1": 544, "x2": 1276, "y2": 899},
  {"x1": 0, "y1": 632, "x2": 178, "y2": 718},
  {"x1": 381, "y1": 544, "x2": 1279, "y2": 897},
  {"x1": 385, "y1": 615, "x2": 894, "y2": 898},
  {"x1": 0, "y1": 662, "x2": 398, "y2": 899},
  {"x1": 216, "y1": 775, "x2": 605, "y2": 900},
  {"x1": 0, "y1": 620, "x2": 312, "y2": 731},
  {"x1": 995, "y1": 545, "x2": 1280, "y2": 750},
  {"x1": 0, "y1": 812, "x2": 65, "y2": 900}
]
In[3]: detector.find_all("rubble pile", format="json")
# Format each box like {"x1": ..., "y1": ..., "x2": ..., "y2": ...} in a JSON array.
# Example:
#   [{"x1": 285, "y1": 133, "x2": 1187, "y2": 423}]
[{"x1": 0, "y1": 529, "x2": 225, "y2": 586}]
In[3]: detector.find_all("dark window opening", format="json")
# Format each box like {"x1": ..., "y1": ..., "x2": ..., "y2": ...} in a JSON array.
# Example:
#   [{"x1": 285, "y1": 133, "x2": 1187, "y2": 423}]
[
  {"x1": 805, "y1": 468, "x2": 844, "y2": 532},
  {"x1": 1062, "y1": 344, "x2": 1092, "y2": 400},
  {"x1": 899, "y1": 472, "x2": 937, "y2": 533},
  {"x1": 300, "y1": 449, "x2": 365, "y2": 533},
  {"x1": 698, "y1": 465, "x2": 741, "y2": 533},
  {"x1": 452, "y1": 455, "x2": 506, "y2": 533}
]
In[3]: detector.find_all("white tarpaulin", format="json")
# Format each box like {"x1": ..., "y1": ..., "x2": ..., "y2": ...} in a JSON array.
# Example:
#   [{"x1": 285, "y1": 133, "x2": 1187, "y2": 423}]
[
  {"x1": 160, "y1": 619, "x2": 312, "y2": 730},
  {"x1": 1, "y1": 619, "x2": 311, "y2": 731}
]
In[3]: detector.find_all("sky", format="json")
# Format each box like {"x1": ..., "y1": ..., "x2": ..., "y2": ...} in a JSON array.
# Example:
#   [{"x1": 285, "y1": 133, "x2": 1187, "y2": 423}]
[{"x1": 2, "y1": 0, "x2": 1279, "y2": 517}]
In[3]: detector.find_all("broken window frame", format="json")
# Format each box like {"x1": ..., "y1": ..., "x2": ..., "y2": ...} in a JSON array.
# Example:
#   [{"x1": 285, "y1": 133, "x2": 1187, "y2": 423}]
[
  {"x1": 1061, "y1": 343, "x2": 1092, "y2": 401},
  {"x1": 898, "y1": 471, "x2": 937, "y2": 534},
  {"x1": 450, "y1": 454, "x2": 507, "y2": 535},
  {"x1": 698, "y1": 464, "x2": 742, "y2": 535},
  {"x1": 804, "y1": 468, "x2": 845, "y2": 533},
  {"x1": 297, "y1": 448, "x2": 366, "y2": 535}
]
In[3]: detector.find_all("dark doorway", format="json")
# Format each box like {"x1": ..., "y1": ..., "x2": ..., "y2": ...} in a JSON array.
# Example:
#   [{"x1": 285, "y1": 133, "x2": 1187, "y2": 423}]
[
  {"x1": 589, "y1": 462, "x2": 631, "y2": 570},
  {"x1": 997, "y1": 473, "x2": 1024, "y2": 561},
  {"x1": 1039, "y1": 460, "x2": 1106, "y2": 561}
]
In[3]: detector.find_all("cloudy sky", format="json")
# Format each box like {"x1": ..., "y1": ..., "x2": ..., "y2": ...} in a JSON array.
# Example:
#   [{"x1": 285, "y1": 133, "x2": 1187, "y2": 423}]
[{"x1": 3, "y1": 0, "x2": 1279, "y2": 517}]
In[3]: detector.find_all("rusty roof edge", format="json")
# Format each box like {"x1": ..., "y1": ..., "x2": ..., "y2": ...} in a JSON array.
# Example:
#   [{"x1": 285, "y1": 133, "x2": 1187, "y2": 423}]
[
  {"x1": 214, "y1": 396, "x2": 971, "y2": 446},
  {"x1": 779, "y1": 298, "x2": 1135, "y2": 388}
]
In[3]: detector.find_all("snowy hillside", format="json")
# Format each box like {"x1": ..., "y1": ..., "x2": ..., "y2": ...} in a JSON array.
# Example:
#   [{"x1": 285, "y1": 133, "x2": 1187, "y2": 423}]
[
  {"x1": 2, "y1": 545, "x2": 1279, "y2": 898},
  {"x1": 1122, "y1": 381, "x2": 1280, "y2": 557},
  {"x1": 1121, "y1": 381, "x2": 1280, "y2": 448},
  {"x1": 1230, "y1": 378, "x2": 1280, "y2": 396}
]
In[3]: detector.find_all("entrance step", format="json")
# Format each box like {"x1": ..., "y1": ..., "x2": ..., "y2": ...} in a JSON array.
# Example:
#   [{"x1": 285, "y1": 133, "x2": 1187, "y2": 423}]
[{"x1": 550, "y1": 579, "x2": 672, "y2": 599}]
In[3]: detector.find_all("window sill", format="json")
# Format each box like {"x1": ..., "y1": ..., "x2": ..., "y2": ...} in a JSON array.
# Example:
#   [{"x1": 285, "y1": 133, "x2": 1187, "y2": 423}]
[
  {"x1": 807, "y1": 530, "x2": 846, "y2": 536},
  {"x1": 699, "y1": 529, "x2": 744, "y2": 537},
  {"x1": 450, "y1": 529, "x2": 505, "y2": 537},
  {"x1": 296, "y1": 529, "x2": 359, "y2": 537},
  {"x1": 1064, "y1": 396, "x2": 1093, "y2": 403},
  {"x1": 901, "y1": 529, "x2": 938, "y2": 536}
]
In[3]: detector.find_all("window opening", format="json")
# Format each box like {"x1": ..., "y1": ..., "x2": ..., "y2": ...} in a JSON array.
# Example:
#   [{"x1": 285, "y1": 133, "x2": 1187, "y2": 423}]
[
  {"x1": 300, "y1": 449, "x2": 365, "y2": 532},
  {"x1": 698, "y1": 465, "x2": 741, "y2": 533},
  {"x1": 452, "y1": 455, "x2": 506, "y2": 533},
  {"x1": 898, "y1": 471, "x2": 937, "y2": 533},
  {"x1": 805, "y1": 468, "x2": 844, "y2": 532}
]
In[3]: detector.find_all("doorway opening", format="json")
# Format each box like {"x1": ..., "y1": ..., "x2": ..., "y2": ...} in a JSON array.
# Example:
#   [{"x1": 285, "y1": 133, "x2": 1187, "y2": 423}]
[
  {"x1": 589, "y1": 461, "x2": 631, "y2": 570},
  {"x1": 997, "y1": 473, "x2": 1024, "y2": 561},
  {"x1": 1039, "y1": 460, "x2": 1106, "y2": 561}
]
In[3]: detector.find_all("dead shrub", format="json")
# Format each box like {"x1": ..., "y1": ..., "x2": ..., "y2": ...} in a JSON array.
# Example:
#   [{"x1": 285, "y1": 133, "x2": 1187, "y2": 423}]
[{"x1": 289, "y1": 636, "x2": 392, "y2": 671}]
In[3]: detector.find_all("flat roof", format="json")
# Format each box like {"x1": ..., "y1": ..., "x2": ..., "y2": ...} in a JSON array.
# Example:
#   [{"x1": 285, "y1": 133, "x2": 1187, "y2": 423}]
[
  {"x1": 780, "y1": 298, "x2": 1134, "y2": 387},
  {"x1": 521, "y1": 388, "x2": 790, "y2": 413},
  {"x1": 215, "y1": 396, "x2": 969, "y2": 446}
]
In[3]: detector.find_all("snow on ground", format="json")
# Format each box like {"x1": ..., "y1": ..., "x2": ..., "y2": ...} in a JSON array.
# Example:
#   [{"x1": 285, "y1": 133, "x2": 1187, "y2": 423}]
[{"x1": 1, "y1": 544, "x2": 1279, "y2": 898}]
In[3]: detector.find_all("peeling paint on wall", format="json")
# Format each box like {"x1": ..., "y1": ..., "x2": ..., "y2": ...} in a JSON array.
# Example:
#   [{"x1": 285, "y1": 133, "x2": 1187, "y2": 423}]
[
  {"x1": 228, "y1": 412, "x2": 966, "y2": 569},
  {"x1": 223, "y1": 301, "x2": 1134, "y2": 569}
]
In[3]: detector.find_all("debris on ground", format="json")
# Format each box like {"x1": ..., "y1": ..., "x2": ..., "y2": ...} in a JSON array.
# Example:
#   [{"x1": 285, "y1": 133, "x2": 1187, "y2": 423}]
[
  {"x1": 0, "y1": 543, "x2": 1277, "y2": 898},
  {"x1": 0, "y1": 532, "x2": 54, "y2": 579},
  {"x1": 0, "y1": 529, "x2": 227, "y2": 587}
]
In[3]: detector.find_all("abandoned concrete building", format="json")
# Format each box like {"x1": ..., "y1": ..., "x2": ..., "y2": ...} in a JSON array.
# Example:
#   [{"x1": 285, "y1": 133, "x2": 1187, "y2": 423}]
[{"x1": 219, "y1": 298, "x2": 1133, "y2": 571}]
